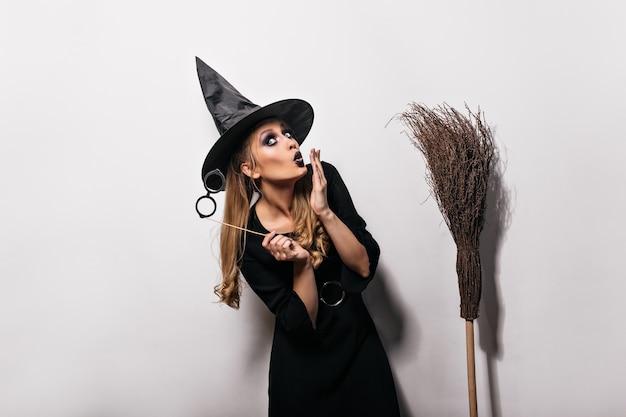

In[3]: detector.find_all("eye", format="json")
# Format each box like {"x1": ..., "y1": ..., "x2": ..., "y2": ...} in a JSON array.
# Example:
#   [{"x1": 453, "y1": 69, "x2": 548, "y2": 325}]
[
  {"x1": 283, "y1": 130, "x2": 295, "y2": 139},
  {"x1": 263, "y1": 135, "x2": 278, "y2": 146}
]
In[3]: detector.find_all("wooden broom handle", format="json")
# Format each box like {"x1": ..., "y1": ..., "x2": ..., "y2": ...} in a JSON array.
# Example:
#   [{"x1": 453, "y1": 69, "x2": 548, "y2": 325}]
[{"x1": 466, "y1": 319, "x2": 478, "y2": 417}]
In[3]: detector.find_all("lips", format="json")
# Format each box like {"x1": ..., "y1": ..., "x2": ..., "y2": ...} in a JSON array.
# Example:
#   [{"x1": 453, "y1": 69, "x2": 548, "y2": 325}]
[{"x1": 294, "y1": 151, "x2": 304, "y2": 167}]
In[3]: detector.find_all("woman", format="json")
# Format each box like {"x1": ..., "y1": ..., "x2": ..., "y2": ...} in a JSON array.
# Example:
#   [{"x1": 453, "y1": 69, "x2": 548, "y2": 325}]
[{"x1": 195, "y1": 57, "x2": 400, "y2": 417}]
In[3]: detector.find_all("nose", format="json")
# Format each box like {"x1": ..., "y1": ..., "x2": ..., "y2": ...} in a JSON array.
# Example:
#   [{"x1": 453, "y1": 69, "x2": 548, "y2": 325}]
[{"x1": 287, "y1": 136, "x2": 298, "y2": 149}]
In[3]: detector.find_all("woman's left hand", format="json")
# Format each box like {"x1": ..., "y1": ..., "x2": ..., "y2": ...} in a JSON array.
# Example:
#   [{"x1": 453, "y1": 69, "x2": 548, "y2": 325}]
[{"x1": 309, "y1": 148, "x2": 329, "y2": 217}]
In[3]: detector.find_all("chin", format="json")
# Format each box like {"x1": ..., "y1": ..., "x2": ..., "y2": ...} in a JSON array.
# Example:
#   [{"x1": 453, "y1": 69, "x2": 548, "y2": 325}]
[{"x1": 295, "y1": 166, "x2": 308, "y2": 180}]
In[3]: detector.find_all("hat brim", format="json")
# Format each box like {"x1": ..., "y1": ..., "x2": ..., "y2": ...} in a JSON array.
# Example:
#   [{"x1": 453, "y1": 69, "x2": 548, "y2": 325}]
[{"x1": 201, "y1": 99, "x2": 313, "y2": 190}]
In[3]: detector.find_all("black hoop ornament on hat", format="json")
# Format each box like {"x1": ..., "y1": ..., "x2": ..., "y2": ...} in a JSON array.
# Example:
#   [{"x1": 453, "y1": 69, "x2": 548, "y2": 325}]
[
  {"x1": 195, "y1": 168, "x2": 226, "y2": 218},
  {"x1": 194, "y1": 57, "x2": 314, "y2": 228}
]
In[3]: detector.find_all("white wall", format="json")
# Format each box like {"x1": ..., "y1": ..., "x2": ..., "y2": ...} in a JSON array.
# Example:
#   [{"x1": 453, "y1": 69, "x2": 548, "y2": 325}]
[{"x1": 2, "y1": 1, "x2": 625, "y2": 416}]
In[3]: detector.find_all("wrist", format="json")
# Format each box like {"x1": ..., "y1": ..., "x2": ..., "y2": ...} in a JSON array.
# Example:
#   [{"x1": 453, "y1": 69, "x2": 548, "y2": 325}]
[
  {"x1": 316, "y1": 208, "x2": 335, "y2": 223},
  {"x1": 294, "y1": 255, "x2": 313, "y2": 269}
]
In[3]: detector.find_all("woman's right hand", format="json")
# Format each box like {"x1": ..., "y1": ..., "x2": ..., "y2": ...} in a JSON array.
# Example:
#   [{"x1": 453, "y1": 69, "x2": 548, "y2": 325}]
[{"x1": 262, "y1": 232, "x2": 311, "y2": 264}]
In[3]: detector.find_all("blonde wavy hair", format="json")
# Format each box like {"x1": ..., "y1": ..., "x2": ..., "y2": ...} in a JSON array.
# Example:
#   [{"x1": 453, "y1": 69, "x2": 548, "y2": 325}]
[{"x1": 214, "y1": 129, "x2": 329, "y2": 309}]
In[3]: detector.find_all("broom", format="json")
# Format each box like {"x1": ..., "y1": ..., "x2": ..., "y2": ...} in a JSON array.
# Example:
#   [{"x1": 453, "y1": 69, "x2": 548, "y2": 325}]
[{"x1": 396, "y1": 103, "x2": 495, "y2": 417}]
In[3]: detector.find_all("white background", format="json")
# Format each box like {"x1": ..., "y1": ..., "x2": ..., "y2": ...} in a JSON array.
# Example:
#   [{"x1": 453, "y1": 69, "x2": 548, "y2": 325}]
[{"x1": 1, "y1": 1, "x2": 625, "y2": 416}]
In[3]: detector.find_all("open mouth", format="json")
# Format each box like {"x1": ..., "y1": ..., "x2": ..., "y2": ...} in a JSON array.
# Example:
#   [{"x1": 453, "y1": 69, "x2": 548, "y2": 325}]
[{"x1": 294, "y1": 151, "x2": 304, "y2": 167}]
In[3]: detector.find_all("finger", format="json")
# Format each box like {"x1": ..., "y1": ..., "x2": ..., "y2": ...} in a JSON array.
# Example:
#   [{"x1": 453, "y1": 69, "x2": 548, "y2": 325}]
[
  {"x1": 281, "y1": 238, "x2": 294, "y2": 250},
  {"x1": 270, "y1": 235, "x2": 294, "y2": 256},
  {"x1": 309, "y1": 148, "x2": 317, "y2": 167},
  {"x1": 271, "y1": 234, "x2": 287, "y2": 247},
  {"x1": 310, "y1": 150, "x2": 319, "y2": 184},
  {"x1": 316, "y1": 150, "x2": 324, "y2": 177},
  {"x1": 313, "y1": 149, "x2": 323, "y2": 174},
  {"x1": 262, "y1": 231, "x2": 277, "y2": 249},
  {"x1": 310, "y1": 149, "x2": 323, "y2": 181}
]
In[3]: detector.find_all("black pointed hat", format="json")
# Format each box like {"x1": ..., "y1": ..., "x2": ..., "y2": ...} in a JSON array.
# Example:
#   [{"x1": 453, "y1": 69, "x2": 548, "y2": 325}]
[{"x1": 196, "y1": 57, "x2": 314, "y2": 190}]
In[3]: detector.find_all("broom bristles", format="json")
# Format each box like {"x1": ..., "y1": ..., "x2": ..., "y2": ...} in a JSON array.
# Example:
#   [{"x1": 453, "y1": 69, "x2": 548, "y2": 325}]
[{"x1": 397, "y1": 103, "x2": 495, "y2": 319}]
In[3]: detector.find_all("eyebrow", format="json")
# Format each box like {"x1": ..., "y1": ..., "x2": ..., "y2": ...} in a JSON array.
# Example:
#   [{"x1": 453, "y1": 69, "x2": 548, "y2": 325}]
[{"x1": 258, "y1": 123, "x2": 287, "y2": 137}]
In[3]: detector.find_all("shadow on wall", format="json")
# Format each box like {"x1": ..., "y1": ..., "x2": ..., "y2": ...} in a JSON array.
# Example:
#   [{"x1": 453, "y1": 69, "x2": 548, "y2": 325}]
[
  {"x1": 478, "y1": 151, "x2": 513, "y2": 417},
  {"x1": 364, "y1": 264, "x2": 417, "y2": 417}
]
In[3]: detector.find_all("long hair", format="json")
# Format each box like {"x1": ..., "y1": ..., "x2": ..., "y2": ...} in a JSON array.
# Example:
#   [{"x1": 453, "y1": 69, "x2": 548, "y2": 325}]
[{"x1": 214, "y1": 137, "x2": 329, "y2": 309}]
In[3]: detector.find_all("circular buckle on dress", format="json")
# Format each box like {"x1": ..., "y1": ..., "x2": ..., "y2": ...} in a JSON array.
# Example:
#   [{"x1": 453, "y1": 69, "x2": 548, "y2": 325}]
[{"x1": 320, "y1": 281, "x2": 345, "y2": 307}]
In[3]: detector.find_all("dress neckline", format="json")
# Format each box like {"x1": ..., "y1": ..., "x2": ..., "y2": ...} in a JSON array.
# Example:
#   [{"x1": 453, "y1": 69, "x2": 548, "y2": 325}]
[{"x1": 251, "y1": 204, "x2": 294, "y2": 235}]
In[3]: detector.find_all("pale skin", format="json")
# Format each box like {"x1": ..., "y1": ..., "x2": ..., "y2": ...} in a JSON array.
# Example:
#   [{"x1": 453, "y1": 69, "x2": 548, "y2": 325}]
[{"x1": 241, "y1": 119, "x2": 370, "y2": 328}]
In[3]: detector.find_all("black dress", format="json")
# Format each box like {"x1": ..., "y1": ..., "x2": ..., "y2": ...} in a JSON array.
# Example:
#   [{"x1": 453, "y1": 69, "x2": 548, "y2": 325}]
[{"x1": 240, "y1": 162, "x2": 400, "y2": 417}]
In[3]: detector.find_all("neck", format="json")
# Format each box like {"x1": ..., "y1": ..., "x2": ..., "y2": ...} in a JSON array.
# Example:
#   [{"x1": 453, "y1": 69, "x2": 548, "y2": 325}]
[{"x1": 257, "y1": 183, "x2": 295, "y2": 216}]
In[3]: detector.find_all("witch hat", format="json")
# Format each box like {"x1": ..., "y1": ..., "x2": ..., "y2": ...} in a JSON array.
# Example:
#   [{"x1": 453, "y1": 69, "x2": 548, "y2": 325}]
[{"x1": 196, "y1": 57, "x2": 314, "y2": 191}]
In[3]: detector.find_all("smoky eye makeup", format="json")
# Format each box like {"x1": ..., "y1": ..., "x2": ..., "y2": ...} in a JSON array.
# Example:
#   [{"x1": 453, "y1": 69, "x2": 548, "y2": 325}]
[
  {"x1": 258, "y1": 123, "x2": 291, "y2": 146},
  {"x1": 262, "y1": 134, "x2": 278, "y2": 146}
]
